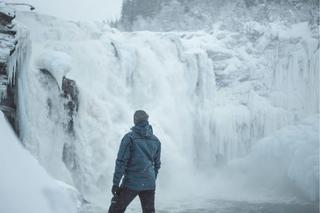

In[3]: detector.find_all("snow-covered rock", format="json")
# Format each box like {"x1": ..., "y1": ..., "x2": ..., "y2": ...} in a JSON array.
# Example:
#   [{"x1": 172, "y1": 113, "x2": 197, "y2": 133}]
[{"x1": 36, "y1": 50, "x2": 72, "y2": 89}]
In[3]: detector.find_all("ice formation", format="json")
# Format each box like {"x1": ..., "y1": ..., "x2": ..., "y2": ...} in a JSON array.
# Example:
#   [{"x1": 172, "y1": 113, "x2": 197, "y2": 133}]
[{"x1": 36, "y1": 50, "x2": 72, "y2": 89}]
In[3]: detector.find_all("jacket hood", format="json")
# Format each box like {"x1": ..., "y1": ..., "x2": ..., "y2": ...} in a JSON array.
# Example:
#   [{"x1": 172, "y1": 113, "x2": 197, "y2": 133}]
[{"x1": 131, "y1": 121, "x2": 153, "y2": 138}]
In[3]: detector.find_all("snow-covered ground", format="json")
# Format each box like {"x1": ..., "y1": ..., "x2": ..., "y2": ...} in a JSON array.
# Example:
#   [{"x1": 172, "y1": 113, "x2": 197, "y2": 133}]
[
  {"x1": 0, "y1": 112, "x2": 79, "y2": 213},
  {"x1": 7, "y1": 10, "x2": 319, "y2": 212}
]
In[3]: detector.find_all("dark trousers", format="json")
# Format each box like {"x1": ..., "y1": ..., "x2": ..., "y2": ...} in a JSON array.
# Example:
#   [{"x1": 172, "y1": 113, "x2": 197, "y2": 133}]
[{"x1": 108, "y1": 187, "x2": 155, "y2": 213}]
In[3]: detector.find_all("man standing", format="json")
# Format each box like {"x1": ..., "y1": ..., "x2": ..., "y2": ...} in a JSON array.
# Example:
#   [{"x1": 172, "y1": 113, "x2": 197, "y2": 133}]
[{"x1": 109, "y1": 110, "x2": 161, "y2": 213}]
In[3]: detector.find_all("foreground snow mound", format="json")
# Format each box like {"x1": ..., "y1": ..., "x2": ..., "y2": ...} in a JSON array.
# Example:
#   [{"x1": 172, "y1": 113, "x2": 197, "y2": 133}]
[{"x1": 0, "y1": 112, "x2": 79, "y2": 213}]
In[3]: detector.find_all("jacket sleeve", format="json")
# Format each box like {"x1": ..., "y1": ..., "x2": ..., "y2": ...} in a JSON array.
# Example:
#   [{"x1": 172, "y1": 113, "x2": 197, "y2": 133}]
[
  {"x1": 113, "y1": 134, "x2": 132, "y2": 186},
  {"x1": 154, "y1": 142, "x2": 161, "y2": 178}
]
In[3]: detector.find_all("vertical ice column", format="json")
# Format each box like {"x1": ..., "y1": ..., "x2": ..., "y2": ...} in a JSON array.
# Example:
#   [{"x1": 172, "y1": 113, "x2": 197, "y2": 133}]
[
  {"x1": 270, "y1": 38, "x2": 319, "y2": 118},
  {"x1": 0, "y1": 4, "x2": 31, "y2": 136}
]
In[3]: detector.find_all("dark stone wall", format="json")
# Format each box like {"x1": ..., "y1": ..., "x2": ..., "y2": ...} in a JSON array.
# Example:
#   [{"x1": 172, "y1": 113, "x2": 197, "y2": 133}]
[
  {"x1": 62, "y1": 76, "x2": 79, "y2": 134},
  {"x1": 0, "y1": 6, "x2": 20, "y2": 135}
]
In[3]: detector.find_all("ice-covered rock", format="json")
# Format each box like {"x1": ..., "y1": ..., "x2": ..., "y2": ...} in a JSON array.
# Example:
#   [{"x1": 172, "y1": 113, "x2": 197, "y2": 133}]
[
  {"x1": 0, "y1": 3, "x2": 15, "y2": 25},
  {"x1": 207, "y1": 50, "x2": 233, "y2": 61},
  {"x1": 36, "y1": 50, "x2": 72, "y2": 89},
  {"x1": 0, "y1": 4, "x2": 31, "y2": 134}
]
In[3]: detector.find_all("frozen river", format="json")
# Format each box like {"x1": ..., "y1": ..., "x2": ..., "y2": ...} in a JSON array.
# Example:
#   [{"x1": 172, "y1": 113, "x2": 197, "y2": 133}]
[
  {"x1": 81, "y1": 199, "x2": 319, "y2": 213},
  {"x1": 156, "y1": 200, "x2": 319, "y2": 213}
]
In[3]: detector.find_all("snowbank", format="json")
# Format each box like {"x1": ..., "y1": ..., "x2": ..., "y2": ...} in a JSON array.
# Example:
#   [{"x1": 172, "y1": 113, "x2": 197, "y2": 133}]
[{"x1": 0, "y1": 112, "x2": 79, "y2": 213}]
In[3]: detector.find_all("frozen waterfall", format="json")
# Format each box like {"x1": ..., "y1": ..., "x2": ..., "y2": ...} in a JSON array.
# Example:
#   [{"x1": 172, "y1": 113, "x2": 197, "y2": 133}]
[{"x1": 13, "y1": 11, "x2": 319, "y2": 211}]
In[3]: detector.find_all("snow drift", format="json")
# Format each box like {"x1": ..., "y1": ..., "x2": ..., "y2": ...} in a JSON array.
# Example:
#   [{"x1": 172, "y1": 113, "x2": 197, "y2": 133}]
[{"x1": 0, "y1": 111, "x2": 79, "y2": 213}]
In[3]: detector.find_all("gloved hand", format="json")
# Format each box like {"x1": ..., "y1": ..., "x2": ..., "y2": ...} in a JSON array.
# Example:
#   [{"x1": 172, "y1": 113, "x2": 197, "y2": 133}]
[{"x1": 111, "y1": 185, "x2": 120, "y2": 195}]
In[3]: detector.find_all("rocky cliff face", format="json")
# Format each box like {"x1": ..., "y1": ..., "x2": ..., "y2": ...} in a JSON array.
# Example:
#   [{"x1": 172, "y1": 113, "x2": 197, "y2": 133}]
[
  {"x1": 0, "y1": 4, "x2": 30, "y2": 135},
  {"x1": 0, "y1": 4, "x2": 79, "y2": 140}
]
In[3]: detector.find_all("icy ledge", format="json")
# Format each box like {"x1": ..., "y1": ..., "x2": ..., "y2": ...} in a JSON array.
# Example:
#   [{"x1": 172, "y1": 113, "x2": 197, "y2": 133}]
[
  {"x1": 36, "y1": 50, "x2": 72, "y2": 89},
  {"x1": 0, "y1": 112, "x2": 79, "y2": 213}
]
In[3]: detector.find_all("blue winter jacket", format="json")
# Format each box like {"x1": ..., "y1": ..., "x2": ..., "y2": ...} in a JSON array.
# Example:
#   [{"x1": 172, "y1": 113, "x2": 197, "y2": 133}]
[{"x1": 113, "y1": 121, "x2": 161, "y2": 191}]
